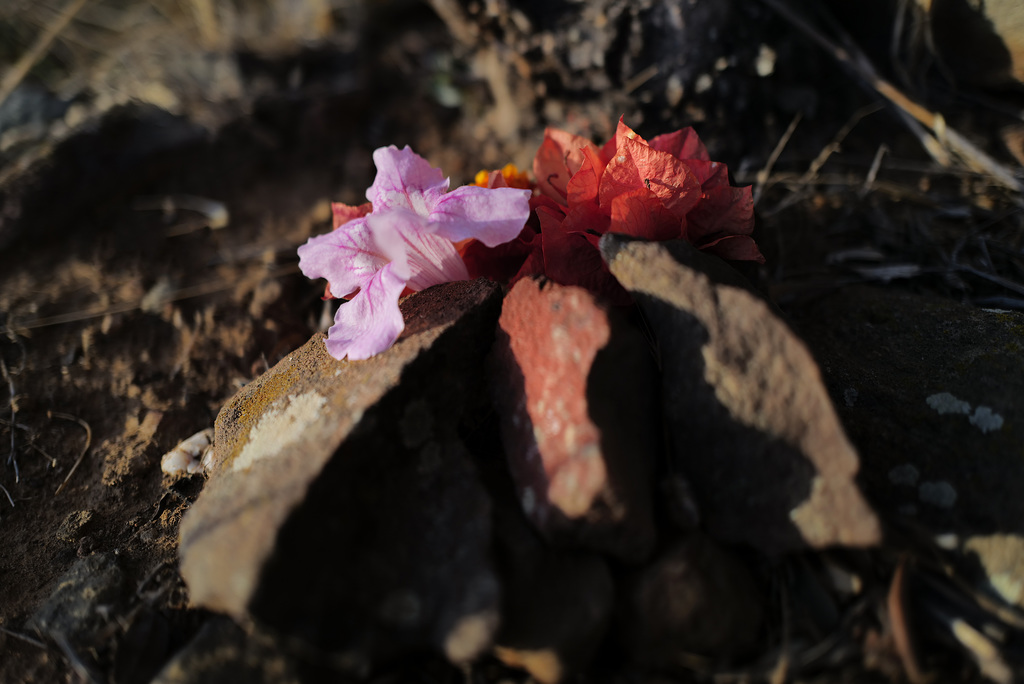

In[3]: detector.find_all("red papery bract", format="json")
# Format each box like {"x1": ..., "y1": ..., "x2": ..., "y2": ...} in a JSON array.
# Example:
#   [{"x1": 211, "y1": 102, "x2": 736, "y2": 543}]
[{"x1": 465, "y1": 118, "x2": 763, "y2": 301}]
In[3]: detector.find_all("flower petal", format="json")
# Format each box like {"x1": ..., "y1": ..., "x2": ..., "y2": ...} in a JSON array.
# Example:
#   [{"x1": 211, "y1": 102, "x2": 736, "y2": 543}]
[
  {"x1": 325, "y1": 262, "x2": 409, "y2": 360},
  {"x1": 533, "y1": 128, "x2": 601, "y2": 202},
  {"x1": 686, "y1": 184, "x2": 755, "y2": 244},
  {"x1": 429, "y1": 185, "x2": 532, "y2": 246},
  {"x1": 368, "y1": 145, "x2": 450, "y2": 216},
  {"x1": 698, "y1": 234, "x2": 765, "y2": 263},
  {"x1": 367, "y1": 209, "x2": 469, "y2": 292},
  {"x1": 600, "y1": 134, "x2": 702, "y2": 221},
  {"x1": 297, "y1": 217, "x2": 384, "y2": 299},
  {"x1": 332, "y1": 202, "x2": 372, "y2": 230},
  {"x1": 608, "y1": 188, "x2": 680, "y2": 241},
  {"x1": 600, "y1": 118, "x2": 648, "y2": 163},
  {"x1": 649, "y1": 127, "x2": 710, "y2": 161},
  {"x1": 537, "y1": 206, "x2": 627, "y2": 302},
  {"x1": 566, "y1": 146, "x2": 605, "y2": 209}
]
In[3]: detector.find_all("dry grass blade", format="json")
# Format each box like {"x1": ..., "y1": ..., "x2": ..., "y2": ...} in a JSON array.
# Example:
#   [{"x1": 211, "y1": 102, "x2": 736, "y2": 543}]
[
  {"x1": 759, "y1": 0, "x2": 1024, "y2": 195},
  {"x1": 0, "y1": 481, "x2": 13, "y2": 507},
  {"x1": 754, "y1": 113, "x2": 802, "y2": 206},
  {"x1": 0, "y1": 626, "x2": 46, "y2": 649},
  {"x1": 50, "y1": 411, "x2": 91, "y2": 496},
  {"x1": 0, "y1": 0, "x2": 90, "y2": 110}
]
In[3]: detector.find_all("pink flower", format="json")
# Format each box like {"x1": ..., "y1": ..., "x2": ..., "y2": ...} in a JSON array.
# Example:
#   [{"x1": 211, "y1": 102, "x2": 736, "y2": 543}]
[{"x1": 298, "y1": 146, "x2": 532, "y2": 360}]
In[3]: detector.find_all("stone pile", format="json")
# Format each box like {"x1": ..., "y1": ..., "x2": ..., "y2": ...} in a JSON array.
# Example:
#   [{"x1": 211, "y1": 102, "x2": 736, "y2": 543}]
[{"x1": 174, "y1": 237, "x2": 882, "y2": 680}]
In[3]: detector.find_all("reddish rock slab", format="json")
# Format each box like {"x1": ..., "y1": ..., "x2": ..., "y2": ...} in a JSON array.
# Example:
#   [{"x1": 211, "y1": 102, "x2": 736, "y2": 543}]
[
  {"x1": 178, "y1": 279, "x2": 504, "y2": 667},
  {"x1": 490, "y1": 276, "x2": 659, "y2": 562},
  {"x1": 600, "y1": 234, "x2": 880, "y2": 553}
]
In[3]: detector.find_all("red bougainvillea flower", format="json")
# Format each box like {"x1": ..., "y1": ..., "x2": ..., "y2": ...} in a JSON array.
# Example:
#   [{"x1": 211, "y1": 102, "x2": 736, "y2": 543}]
[{"x1": 462, "y1": 118, "x2": 763, "y2": 302}]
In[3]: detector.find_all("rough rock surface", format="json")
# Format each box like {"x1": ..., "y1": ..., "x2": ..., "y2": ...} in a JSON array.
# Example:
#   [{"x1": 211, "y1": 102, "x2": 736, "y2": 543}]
[
  {"x1": 618, "y1": 533, "x2": 765, "y2": 666},
  {"x1": 178, "y1": 280, "x2": 504, "y2": 667},
  {"x1": 600, "y1": 234, "x2": 880, "y2": 553},
  {"x1": 30, "y1": 553, "x2": 126, "y2": 648},
  {"x1": 474, "y1": 430, "x2": 615, "y2": 684},
  {"x1": 788, "y1": 286, "x2": 1024, "y2": 599},
  {"x1": 788, "y1": 285, "x2": 1023, "y2": 534},
  {"x1": 151, "y1": 618, "x2": 303, "y2": 684},
  {"x1": 490, "y1": 276, "x2": 659, "y2": 562}
]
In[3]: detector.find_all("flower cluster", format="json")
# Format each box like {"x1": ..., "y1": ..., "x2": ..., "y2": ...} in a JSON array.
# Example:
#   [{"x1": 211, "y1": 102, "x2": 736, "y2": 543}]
[
  {"x1": 298, "y1": 145, "x2": 532, "y2": 360},
  {"x1": 461, "y1": 118, "x2": 763, "y2": 302},
  {"x1": 299, "y1": 120, "x2": 763, "y2": 360}
]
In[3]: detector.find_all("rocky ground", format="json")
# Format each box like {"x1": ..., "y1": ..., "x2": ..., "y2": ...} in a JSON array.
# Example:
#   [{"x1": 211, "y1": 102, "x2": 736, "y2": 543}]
[{"x1": 1, "y1": 1, "x2": 1023, "y2": 682}]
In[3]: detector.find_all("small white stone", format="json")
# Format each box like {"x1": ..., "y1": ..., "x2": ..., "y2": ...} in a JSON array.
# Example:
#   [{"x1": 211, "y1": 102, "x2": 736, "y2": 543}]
[
  {"x1": 161, "y1": 428, "x2": 214, "y2": 477},
  {"x1": 755, "y1": 44, "x2": 776, "y2": 77},
  {"x1": 888, "y1": 463, "x2": 919, "y2": 486},
  {"x1": 694, "y1": 73, "x2": 713, "y2": 94},
  {"x1": 969, "y1": 406, "x2": 1004, "y2": 433},
  {"x1": 919, "y1": 481, "x2": 957, "y2": 508},
  {"x1": 926, "y1": 392, "x2": 971, "y2": 415}
]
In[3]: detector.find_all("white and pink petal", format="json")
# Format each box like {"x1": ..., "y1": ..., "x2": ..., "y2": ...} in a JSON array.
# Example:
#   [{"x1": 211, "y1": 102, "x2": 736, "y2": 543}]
[
  {"x1": 429, "y1": 185, "x2": 533, "y2": 247},
  {"x1": 297, "y1": 217, "x2": 385, "y2": 299},
  {"x1": 367, "y1": 209, "x2": 468, "y2": 292},
  {"x1": 367, "y1": 146, "x2": 450, "y2": 216},
  {"x1": 324, "y1": 262, "x2": 409, "y2": 361}
]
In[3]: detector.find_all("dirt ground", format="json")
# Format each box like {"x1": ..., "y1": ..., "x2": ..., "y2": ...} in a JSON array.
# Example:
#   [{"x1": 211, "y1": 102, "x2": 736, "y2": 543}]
[{"x1": 1, "y1": 0, "x2": 1023, "y2": 682}]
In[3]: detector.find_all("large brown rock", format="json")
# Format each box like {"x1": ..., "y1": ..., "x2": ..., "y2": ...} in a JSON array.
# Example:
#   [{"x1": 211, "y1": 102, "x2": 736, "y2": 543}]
[
  {"x1": 788, "y1": 285, "x2": 1024, "y2": 605},
  {"x1": 178, "y1": 280, "x2": 504, "y2": 667},
  {"x1": 490, "y1": 276, "x2": 659, "y2": 562},
  {"x1": 600, "y1": 234, "x2": 880, "y2": 553}
]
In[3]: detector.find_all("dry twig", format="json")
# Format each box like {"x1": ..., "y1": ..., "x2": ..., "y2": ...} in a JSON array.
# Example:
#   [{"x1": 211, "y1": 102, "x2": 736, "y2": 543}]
[
  {"x1": 759, "y1": 0, "x2": 1024, "y2": 195},
  {"x1": 0, "y1": 0, "x2": 90, "y2": 110},
  {"x1": 50, "y1": 411, "x2": 92, "y2": 496},
  {"x1": 754, "y1": 113, "x2": 802, "y2": 206}
]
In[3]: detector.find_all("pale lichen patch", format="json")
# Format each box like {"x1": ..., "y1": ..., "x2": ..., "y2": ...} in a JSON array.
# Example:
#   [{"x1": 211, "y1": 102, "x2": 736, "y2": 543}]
[
  {"x1": 232, "y1": 391, "x2": 326, "y2": 472},
  {"x1": 926, "y1": 392, "x2": 971, "y2": 415},
  {"x1": 969, "y1": 406, "x2": 1004, "y2": 433}
]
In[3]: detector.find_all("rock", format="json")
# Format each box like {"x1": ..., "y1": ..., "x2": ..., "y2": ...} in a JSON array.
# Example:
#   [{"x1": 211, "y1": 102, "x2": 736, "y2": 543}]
[
  {"x1": 478, "y1": 433, "x2": 615, "y2": 683},
  {"x1": 618, "y1": 533, "x2": 765, "y2": 666},
  {"x1": 924, "y1": 0, "x2": 1024, "y2": 87},
  {"x1": 55, "y1": 510, "x2": 94, "y2": 543},
  {"x1": 490, "y1": 276, "x2": 659, "y2": 562},
  {"x1": 787, "y1": 286, "x2": 1024, "y2": 540},
  {"x1": 963, "y1": 534, "x2": 1024, "y2": 609},
  {"x1": 600, "y1": 234, "x2": 880, "y2": 553},
  {"x1": 30, "y1": 552, "x2": 125, "y2": 647},
  {"x1": 178, "y1": 280, "x2": 504, "y2": 667},
  {"x1": 151, "y1": 618, "x2": 301, "y2": 684}
]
